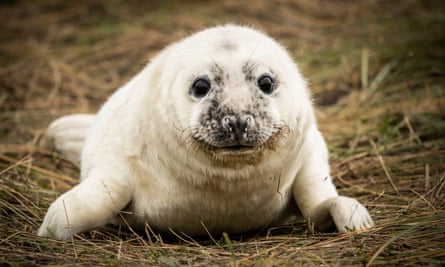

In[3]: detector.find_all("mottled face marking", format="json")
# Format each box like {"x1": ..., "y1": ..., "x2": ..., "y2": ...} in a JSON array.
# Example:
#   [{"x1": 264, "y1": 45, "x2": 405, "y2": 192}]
[
  {"x1": 242, "y1": 62, "x2": 256, "y2": 82},
  {"x1": 211, "y1": 64, "x2": 225, "y2": 87},
  {"x1": 189, "y1": 62, "x2": 284, "y2": 156}
]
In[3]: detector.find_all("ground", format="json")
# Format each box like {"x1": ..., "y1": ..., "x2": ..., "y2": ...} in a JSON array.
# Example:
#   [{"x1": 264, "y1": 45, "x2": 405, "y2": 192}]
[{"x1": 1, "y1": 0, "x2": 444, "y2": 266}]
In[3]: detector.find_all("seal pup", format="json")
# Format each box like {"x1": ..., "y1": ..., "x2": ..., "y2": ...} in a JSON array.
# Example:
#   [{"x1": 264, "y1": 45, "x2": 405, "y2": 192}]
[{"x1": 38, "y1": 25, "x2": 374, "y2": 240}]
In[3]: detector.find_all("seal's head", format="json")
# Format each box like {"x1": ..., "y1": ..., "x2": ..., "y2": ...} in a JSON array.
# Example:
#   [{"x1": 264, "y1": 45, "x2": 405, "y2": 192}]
[{"x1": 153, "y1": 25, "x2": 314, "y2": 164}]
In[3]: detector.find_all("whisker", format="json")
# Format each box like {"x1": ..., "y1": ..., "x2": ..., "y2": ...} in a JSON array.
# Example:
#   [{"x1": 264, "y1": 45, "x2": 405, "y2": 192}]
[{"x1": 247, "y1": 37, "x2": 262, "y2": 63}]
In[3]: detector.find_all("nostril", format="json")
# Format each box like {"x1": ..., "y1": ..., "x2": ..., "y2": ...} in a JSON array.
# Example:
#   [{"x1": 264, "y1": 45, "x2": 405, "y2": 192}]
[
  {"x1": 221, "y1": 114, "x2": 255, "y2": 135},
  {"x1": 222, "y1": 115, "x2": 236, "y2": 132},
  {"x1": 243, "y1": 115, "x2": 254, "y2": 127},
  {"x1": 241, "y1": 115, "x2": 255, "y2": 132}
]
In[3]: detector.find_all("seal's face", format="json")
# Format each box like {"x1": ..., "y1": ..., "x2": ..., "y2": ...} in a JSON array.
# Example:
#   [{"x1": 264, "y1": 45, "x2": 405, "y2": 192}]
[
  {"x1": 159, "y1": 25, "x2": 311, "y2": 161},
  {"x1": 188, "y1": 62, "x2": 283, "y2": 156}
]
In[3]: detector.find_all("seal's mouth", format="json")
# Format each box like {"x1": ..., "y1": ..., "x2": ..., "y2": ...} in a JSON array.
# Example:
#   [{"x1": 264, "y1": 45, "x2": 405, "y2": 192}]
[{"x1": 212, "y1": 145, "x2": 258, "y2": 155}]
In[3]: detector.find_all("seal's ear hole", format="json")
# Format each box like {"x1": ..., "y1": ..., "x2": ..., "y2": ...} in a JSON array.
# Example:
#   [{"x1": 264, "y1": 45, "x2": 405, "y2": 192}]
[
  {"x1": 190, "y1": 78, "x2": 211, "y2": 99},
  {"x1": 257, "y1": 75, "x2": 276, "y2": 95}
]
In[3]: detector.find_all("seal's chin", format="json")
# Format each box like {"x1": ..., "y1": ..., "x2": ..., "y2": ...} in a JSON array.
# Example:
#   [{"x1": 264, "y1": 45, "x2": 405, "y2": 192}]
[{"x1": 212, "y1": 145, "x2": 258, "y2": 156}]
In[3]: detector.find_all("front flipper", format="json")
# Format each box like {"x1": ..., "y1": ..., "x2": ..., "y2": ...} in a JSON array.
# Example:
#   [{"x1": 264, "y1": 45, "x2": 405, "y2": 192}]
[
  {"x1": 309, "y1": 196, "x2": 374, "y2": 233},
  {"x1": 292, "y1": 124, "x2": 374, "y2": 233},
  {"x1": 38, "y1": 174, "x2": 131, "y2": 240}
]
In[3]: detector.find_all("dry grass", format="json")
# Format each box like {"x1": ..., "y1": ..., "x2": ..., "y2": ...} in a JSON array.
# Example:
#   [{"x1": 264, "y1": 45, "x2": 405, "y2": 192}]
[{"x1": 1, "y1": 0, "x2": 444, "y2": 266}]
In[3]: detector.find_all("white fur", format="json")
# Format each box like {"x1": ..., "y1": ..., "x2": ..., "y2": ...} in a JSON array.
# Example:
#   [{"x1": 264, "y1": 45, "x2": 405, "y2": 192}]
[
  {"x1": 46, "y1": 114, "x2": 95, "y2": 165},
  {"x1": 38, "y1": 25, "x2": 373, "y2": 240}
]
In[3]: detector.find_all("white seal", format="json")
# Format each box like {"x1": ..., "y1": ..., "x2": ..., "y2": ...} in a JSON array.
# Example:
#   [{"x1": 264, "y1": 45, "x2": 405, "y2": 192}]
[{"x1": 38, "y1": 25, "x2": 374, "y2": 240}]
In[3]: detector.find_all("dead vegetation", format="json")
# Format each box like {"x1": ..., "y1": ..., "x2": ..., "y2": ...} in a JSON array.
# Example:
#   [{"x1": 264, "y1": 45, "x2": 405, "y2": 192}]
[{"x1": 1, "y1": 0, "x2": 444, "y2": 266}]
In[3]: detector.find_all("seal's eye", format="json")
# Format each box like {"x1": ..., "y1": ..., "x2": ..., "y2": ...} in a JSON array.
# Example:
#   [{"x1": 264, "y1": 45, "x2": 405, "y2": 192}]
[
  {"x1": 190, "y1": 78, "x2": 211, "y2": 98},
  {"x1": 257, "y1": 75, "x2": 275, "y2": 94}
]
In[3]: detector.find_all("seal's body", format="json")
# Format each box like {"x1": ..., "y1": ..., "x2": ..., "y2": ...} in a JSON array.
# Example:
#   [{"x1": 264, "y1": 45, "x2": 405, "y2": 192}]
[{"x1": 38, "y1": 25, "x2": 373, "y2": 240}]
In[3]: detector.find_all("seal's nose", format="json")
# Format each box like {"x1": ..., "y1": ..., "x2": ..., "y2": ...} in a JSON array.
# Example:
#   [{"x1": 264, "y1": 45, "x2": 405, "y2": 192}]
[{"x1": 221, "y1": 114, "x2": 255, "y2": 138}]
